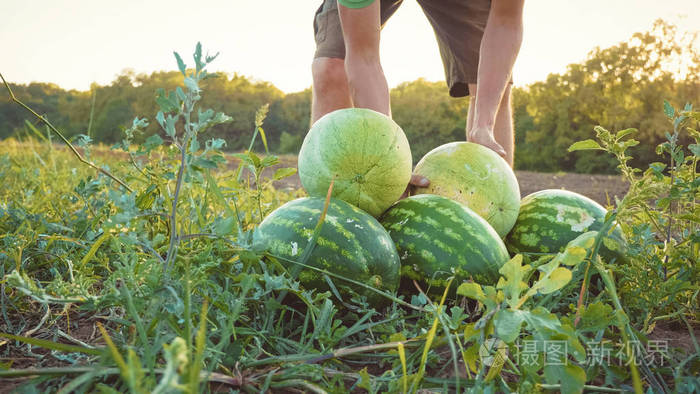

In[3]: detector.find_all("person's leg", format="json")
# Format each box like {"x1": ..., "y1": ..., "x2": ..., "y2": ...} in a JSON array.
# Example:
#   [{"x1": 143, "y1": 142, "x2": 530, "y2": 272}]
[
  {"x1": 466, "y1": 85, "x2": 476, "y2": 133},
  {"x1": 468, "y1": 82, "x2": 514, "y2": 166},
  {"x1": 311, "y1": 0, "x2": 353, "y2": 123},
  {"x1": 311, "y1": 0, "x2": 403, "y2": 123},
  {"x1": 337, "y1": 1, "x2": 390, "y2": 117},
  {"x1": 493, "y1": 83, "x2": 514, "y2": 166},
  {"x1": 311, "y1": 57, "x2": 352, "y2": 123}
]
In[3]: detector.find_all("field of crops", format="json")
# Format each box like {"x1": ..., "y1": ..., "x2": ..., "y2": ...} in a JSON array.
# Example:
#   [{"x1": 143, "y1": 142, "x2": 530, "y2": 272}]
[{"x1": 0, "y1": 47, "x2": 698, "y2": 393}]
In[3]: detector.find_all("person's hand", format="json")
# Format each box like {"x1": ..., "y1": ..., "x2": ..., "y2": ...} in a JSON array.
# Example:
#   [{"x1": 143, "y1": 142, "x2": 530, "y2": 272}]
[
  {"x1": 400, "y1": 174, "x2": 430, "y2": 199},
  {"x1": 468, "y1": 125, "x2": 507, "y2": 158}
]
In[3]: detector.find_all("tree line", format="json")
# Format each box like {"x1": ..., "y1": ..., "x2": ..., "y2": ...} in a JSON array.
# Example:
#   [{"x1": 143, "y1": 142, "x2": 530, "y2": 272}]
[{"x1": 1, "y1": 20, "x2": 698, "y2": 173}]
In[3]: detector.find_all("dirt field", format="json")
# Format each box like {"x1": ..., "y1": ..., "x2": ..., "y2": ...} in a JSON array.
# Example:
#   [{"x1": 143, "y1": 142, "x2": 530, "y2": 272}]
[
  {"x1": 251, "y1": 155, "x2": 630, "y2": 206},
  {"x1": 514, "y1": 170, "x2": 628, "y2": 205}
]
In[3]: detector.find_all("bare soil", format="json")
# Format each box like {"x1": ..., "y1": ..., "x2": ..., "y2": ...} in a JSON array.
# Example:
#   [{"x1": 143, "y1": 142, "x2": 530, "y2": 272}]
[{"x1": 515, "y1": 170, "x2": 628, "y2": 205}]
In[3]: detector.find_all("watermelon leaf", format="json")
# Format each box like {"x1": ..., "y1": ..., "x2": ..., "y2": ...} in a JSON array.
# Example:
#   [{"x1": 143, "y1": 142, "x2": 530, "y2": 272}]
[
  {"x1": 522, "y1": 258, "x2": 573, "y2": 302},
  {"x1": 575, "y1": 301, "x2": 616, "y2": 333},
  {"x1": 456, "y1": 282, "x2": 485, "y2": 301},
  {"x1": 556, "y1": 246, "x2": 588, "y2": 266},
  {"x1": 532, "y1": 267, "x2": 571, "y2": 295},
  {"x1": 456, "y1": 283, "x2": 501, "y2": 312},
  {"x1": 493, "y1": 309, "x2": 525, "y2": 343},
  {"x1": 543, "y1": 364, "x2": 586, "y2": 394},
  {"x1": 523, "y1": 307, "x2": 586, "y2": 362},
  {"x1": 463, "y1": 343, "x2": 479, "y2": 373},
  {"x1": 496, "y1": 255, "x2": 530, "y2": 309}
]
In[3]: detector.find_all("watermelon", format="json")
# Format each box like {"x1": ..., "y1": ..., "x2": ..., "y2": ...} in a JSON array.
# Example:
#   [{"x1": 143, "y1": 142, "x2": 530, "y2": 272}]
[
  {"x1": 412, "y1": 142, "x2": 520, "y2": 238},
  {"x1": 254, "y1": 197, "x2": 400, "y2": 304},
  {"x1": 298, "y1": 108, "x2": 412, "y2": 217},
  {"x1": 505, "y1": 189, "x2": 627, "y2": 262},
  {"x1": 380, "y1": 194, "x2": 510, "y2": 293}
]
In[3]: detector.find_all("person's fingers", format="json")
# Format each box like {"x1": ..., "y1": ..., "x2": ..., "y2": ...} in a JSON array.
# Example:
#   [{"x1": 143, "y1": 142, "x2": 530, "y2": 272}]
[
  {"x1": 399, "y1": 174, "x2": 429, "y2": 200},
  {"x1": 410, "y1": 174, "x2": 430, "y2": 187}
]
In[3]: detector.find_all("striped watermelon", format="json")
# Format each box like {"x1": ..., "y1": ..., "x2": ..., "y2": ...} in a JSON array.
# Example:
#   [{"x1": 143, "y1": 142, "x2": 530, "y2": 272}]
[
  {"x1": 412, "y1": 142, "x2": 520, "y2": 238},
  {"x1": 505, "y1": 189, "x2": 627, "y2": 262},
  {"x1": 380, "y1": 194, "x2": 510, "y2": 293},
  {"x1": 254, "y1": 197, "x2": 400, "y2": 304},
  {"x1": 298, "y1": 108, "x2": 412, "y2": 217}
]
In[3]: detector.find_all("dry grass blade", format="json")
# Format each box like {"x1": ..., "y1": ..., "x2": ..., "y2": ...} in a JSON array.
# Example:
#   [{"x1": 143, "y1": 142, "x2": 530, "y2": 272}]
[{"x1": 0, "y1": 331, "x2": 102, "y2": 356}]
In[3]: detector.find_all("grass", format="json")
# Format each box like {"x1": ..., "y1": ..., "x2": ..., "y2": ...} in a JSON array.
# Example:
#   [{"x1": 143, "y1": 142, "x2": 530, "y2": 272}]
[{"x1": 0, "y1": 45, "x2": 698, "y2": 393}]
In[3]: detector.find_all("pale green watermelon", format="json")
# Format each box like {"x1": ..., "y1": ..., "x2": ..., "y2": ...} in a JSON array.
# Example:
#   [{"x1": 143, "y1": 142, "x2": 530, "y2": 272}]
[
  {"x1": 380, "y1": 194, "x2": 509, "y2": 293},
  {"x1": 254, "y1": 197, "x2": 400, "y2": 305},
  {"x1": 413, "y1": 142, "x2": 520, "y2": 237},
  {"x1": 505, "y1": 189, "x2": 627, "y2": 262},
  {"x1": 298, "y1": 108, "x2": 412, "y2": 217}
]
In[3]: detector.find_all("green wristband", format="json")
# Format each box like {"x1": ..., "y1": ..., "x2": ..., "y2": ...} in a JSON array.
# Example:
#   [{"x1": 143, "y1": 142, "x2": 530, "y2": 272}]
[{"x1": 338, "y1": 0, "x2": 376, "y2": 9}]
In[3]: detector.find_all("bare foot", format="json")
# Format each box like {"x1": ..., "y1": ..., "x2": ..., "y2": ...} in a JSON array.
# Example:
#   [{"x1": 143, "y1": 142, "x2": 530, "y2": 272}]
[
  {"x1": 400, "y1": 174, "x2": 430, "y2": 199},
  {"x1": 468, "y1": 126, "x2": 507, "y2": 159}
]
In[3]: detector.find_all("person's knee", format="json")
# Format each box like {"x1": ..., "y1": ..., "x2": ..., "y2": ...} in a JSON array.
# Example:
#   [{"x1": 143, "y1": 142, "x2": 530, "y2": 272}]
[{"x1": 312, "y1": 57, "x2": 348, "y2": 92}]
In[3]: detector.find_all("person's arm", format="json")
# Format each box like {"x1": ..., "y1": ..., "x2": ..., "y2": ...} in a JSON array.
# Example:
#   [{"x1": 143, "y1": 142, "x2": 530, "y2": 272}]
[
  {"x1": 337, "y1": 0, "x2": 391, "y2": 116},
  {"x1": 468, "y1": 0, "x2": 524, "y2": 158}
]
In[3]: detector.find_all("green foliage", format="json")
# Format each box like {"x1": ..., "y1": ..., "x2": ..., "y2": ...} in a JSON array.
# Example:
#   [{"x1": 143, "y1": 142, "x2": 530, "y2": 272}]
[
  {"x1": 457, "y1": 251, "x2": 588, "y2": 394},
  {"x1": 278, "y1": 130, "x2": 303, "y2": 154},
  {"x1": 570, "y1": 101, "x2": 700, "y2": 330},
  {"x1": 515, "y1": 19, "x2": 700, "y2": 173},
  {"x1": 1, "y1": 43, "x2": 698, "y2": 394}
]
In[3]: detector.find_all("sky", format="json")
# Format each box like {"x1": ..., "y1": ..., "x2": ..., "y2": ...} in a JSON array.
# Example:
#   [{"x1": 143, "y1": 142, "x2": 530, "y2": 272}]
[{"x1": 2, "y1": 1, "x2": 698, "y2": 93}]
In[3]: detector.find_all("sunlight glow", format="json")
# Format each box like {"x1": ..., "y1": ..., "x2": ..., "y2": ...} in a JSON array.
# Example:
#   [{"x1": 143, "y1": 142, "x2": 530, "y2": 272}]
[{"x1": 1, "y1": 0, "x2": 698, "y2": 92}]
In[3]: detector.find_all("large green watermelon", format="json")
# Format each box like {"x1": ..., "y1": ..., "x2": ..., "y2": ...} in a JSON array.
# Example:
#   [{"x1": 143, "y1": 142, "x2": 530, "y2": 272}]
[
  {"x1": 254, "y1": 197, "x2": 400, "y2": 304},
  {"x1": 412, "y1": 142, "x2": 520, "y2": 238},
  {"x1": 505, "y1": 189, "x2": 627, "y2": 262},
  {"x1": 380, "y1": 194, "x2": 510, "y2": 293},
  {"x1": 298, "y1": 108, "x2": 412, "y2": 217}
]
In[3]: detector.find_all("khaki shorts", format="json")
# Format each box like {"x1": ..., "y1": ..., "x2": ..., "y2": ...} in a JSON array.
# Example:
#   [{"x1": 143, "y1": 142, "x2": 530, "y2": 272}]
[{"x1": 313, "y1": 0, "x2": 492, "y2": 97}]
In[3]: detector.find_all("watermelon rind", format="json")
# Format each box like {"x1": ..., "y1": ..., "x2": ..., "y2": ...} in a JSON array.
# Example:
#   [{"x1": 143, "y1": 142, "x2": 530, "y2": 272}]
[
  {"x1": 505, "y1": 189, "x2": 627, "y2": 262},
  {"x1": 413, "y1": 142, "x2": 520, "y2": 238},
  {"x1": 380, "y1": 194, "x2": 510, "y2": 293},
  {"x1": 298, "y1": 108, "x2": 412, "y2": 217},
  {"x1": 254, "y1": 197, "x2": 401, "y2": 305}
]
